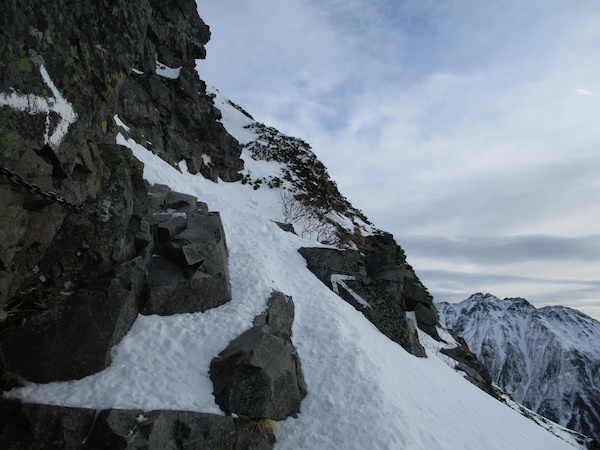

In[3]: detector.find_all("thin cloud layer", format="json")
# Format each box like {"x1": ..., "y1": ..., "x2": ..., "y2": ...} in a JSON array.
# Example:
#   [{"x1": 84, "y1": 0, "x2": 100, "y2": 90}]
[
  {"x1": 198, "y1": 0, "x2": 600, "y2": 319},
  {"x1": 400, "y1": 235, "x2": 600, "y2": 266}
]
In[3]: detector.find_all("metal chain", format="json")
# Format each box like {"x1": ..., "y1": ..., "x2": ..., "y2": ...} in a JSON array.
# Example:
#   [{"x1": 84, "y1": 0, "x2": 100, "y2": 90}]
[{"x1": 0, "y1": 165, "x2": 84, "y2": 212}]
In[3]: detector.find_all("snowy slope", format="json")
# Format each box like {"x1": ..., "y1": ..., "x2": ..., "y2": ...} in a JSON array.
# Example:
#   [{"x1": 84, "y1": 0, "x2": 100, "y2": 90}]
[
  {"x1": 437, "y1": 293, "x2": 600, "y2": 442},
  {"x1": 6, "y1": 91, "x2": 577, "y2": 449}
]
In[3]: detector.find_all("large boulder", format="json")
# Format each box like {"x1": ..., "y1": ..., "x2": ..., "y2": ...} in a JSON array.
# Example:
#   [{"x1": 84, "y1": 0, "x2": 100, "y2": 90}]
[{"x1": 210, "y1": 292, "x2": 307, "y2": 420}]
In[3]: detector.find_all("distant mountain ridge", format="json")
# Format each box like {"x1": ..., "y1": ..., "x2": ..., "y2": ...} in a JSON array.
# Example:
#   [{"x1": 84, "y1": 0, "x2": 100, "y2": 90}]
[{"x1": 437, "y1": 293, "x2": 600, "y2": 442}]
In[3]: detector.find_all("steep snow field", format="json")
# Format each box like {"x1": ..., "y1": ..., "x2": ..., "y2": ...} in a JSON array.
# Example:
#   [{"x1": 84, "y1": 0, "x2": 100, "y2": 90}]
[{"x1": 6, "y1": 90, "x2": 575, "y2": 449}]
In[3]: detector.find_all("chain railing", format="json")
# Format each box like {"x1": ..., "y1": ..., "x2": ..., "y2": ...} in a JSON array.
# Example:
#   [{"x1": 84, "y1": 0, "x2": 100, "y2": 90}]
[{"x1": 0, "y1": 164, "x2": 84, "y2": 212}]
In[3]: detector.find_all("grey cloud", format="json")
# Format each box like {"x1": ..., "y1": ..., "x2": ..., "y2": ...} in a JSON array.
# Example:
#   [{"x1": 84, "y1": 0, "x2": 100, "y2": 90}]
[
  {"x1": 399, "y1": 234, "x2": 600, "y2": 266},
  {"x1": 369, "y1": 152, "x2": 600, "y2": 237},
  {"x1": 418, "y1": 268, "x2": 600, "y2": 289}
]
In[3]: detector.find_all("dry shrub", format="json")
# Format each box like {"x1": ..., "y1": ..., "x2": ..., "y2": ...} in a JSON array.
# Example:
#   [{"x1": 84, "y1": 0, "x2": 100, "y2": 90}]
[{"x1": 245, "y1": 417, "x2": 277, "y2": 437}]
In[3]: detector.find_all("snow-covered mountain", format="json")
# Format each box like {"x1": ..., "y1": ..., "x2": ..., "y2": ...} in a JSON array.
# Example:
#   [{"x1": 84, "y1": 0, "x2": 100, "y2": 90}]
[{"x1": 437, "y1": 293, "x2": 600, "y2": 443}]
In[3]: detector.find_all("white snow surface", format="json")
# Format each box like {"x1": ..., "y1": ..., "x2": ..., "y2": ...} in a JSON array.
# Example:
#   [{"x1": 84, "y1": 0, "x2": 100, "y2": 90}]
[
  {"x1": 155, "y1": 61, "x2": 182, "y2": 79},
  {"x1": 6, "y1": 93, "x2": 575, "y2": 450},
  {"x1": 113, "y1": 114, "x2": 131, "y2": 132},
  {"x1": 412, "y1": 312, "x2": 590, "y2": 448}
]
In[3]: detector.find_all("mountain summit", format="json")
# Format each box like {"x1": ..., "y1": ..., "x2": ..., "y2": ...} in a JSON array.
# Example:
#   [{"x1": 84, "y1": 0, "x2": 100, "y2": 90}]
[{"x1": 437, "y1": 293, "x2": 600, "y2": 442}]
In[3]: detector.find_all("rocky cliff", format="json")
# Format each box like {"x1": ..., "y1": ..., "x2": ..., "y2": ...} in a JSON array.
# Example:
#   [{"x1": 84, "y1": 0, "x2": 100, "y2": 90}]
[
  {"x1": 438, "y1": 293, "x2": 600, "y2": 443},
  {"x1": 0, "y1": 0, "x2": 240, "y2": 305}
]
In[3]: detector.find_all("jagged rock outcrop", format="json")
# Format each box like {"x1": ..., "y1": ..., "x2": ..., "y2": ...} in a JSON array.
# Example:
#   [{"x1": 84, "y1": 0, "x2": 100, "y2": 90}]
[
  {"x1": 438, "y1": 330, "x2": 495, "y2": 396},
  {"x1": 0, "y1": 400, "x2": 274, "y2": 449},
  {"x1": 438, "y1": 293, "x2": 600, "y2": 443},
  {"x1": 210, "y1": 291, "x2": 307, "y2": 421},
  {"x1": 297, "y1": 232, "x2": 501, "y2": 399},
  {"x1": 117, "y1": 0, "x2": 243, "y2": 183},
  {"x1": 0, "y1": 0, "x2": 242, "y2": 308},
  {"x1": 299, "y1": 231, "x2": 436, "y2": 357},
  {"x1": 240, "y1": 121, "x2": 370, "y2": 246}
]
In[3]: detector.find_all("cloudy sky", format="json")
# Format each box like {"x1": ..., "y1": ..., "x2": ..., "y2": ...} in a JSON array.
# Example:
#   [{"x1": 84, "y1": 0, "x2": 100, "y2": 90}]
[{"x1": 196, "y1": 0, "x2": 600, "y2": 320}]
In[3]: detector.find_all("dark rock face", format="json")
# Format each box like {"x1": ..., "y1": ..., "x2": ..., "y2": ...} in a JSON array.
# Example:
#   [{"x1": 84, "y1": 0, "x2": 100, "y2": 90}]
[
  {"x1": 299, "y1": 231, "x2": 434, "y2": 357},
  {"x1": 117, "y1": 67, "x2": 243, "y2": 183},
  {"x1": 0, "y1": 0, "x2": 276, "y2": 448},
  {"x1": 0, "y1": 400, "x2": 275, "y2": 450},
  {"x1": 414, "y1": 301, "x2": 438, "y2": 338},
  {"x1": 0, "y1": 0, "x2": 242, "y2": 308},
  {"x1": 144, "y1": 0, "x2": 211, "y2": 66},
  {"x1": 1, "y1": 0, "x2": 149, "y2": 302},
  {"x1": 0, "y1": 144, "x2": 148, "y2": 383},
  {"x1": 0, "y1": 282, "x2": 140, "y2": 383},
  {"x1": 211, "y1": 291, "x2": 307, "y2": 420},
  {"x1": 0, "y1": 0, "x2": 237, "y2": 386}
]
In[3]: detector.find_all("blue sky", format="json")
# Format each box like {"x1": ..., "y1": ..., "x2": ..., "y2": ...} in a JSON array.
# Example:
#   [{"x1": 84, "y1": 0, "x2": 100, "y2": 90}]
[{"x1": 197, "y1": 0, "x2": 600, "y2": 320}]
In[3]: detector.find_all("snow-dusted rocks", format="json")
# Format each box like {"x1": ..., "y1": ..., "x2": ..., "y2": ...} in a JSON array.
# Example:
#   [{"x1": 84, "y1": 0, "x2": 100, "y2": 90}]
[
  {"x1": 210, "y1": 291, "x2": 307, "y2": 421},
  {"x1": 438, "y1": 337, "x2": 495, "y2": 396},
  {"x1": 299, "y1": 232, "x2": 433, "y2": 357},
  {"x1": 0, "y1": 176, "x2": 230, "y2": 384},
  {"x1": 437, "y1": 293, "x2": 600, "y2": 443},
  {"x1": 143, "y1": 185, "x2": 231, "y2": 315}
]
